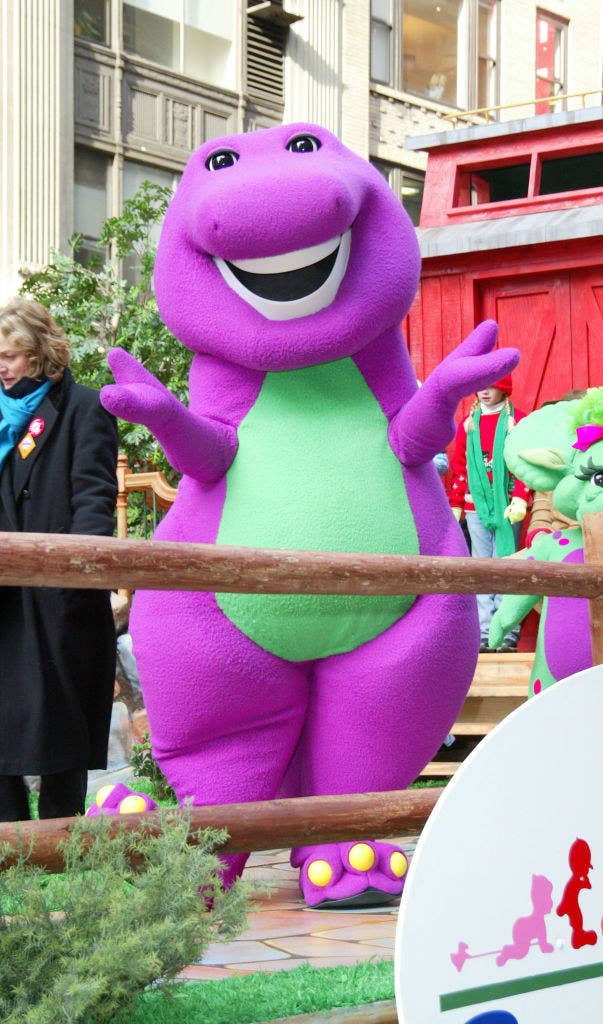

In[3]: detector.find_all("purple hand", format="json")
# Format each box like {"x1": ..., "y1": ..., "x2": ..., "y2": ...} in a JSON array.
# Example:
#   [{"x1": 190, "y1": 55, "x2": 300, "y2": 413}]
[
  {"x1": 101, "y1": 348, "x2": 174, "y2": 426},
  {"x1": 393, "y1": 321, "x2": 520, "y2": 465},
  {"x1": 101, "y1": 348, "x2": 237, "y2": 483}
]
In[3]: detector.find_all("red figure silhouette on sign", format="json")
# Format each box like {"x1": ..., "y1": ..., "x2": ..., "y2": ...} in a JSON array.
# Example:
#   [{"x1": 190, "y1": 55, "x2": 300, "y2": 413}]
[
  {"x1": 496, "y1": 874, "x2": 555, "y2": 966},
  {"x1": 556, "y1": 838, "x2": 598, "y2": 949}
]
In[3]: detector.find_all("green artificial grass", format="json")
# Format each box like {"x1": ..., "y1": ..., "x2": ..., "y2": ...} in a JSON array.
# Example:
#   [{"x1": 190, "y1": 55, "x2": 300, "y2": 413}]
[{"x1": 118, "y1": 959, "x2": 395, "y2": 1024}]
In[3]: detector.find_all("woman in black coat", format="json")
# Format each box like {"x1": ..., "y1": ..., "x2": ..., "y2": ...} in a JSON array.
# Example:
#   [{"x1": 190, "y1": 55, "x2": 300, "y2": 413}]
[{"x1": 0, "y1": 297, "x2": 118, "y2": 821}]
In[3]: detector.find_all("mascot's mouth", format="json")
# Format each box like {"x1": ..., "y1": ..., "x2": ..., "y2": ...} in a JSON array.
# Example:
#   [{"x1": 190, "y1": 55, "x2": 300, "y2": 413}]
[{"x1": 214, "y1": 231, "x2": 351, "y2": 321}]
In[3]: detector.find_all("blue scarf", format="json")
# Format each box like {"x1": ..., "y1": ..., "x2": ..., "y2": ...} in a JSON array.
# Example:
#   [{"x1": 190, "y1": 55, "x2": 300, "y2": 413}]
[{"x1": 0, "y1": 380, "x2": 53, "y2": 470}]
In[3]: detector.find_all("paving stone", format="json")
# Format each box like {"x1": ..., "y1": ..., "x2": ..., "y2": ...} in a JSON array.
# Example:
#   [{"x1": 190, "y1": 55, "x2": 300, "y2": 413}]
[
  {"x1": 315, "y1": 923, "x2": 397, "y2": 942},
  {"x1": 265, "y1": 935, "x2": 390, "y2": 959},
  {"x1": 199, "y1": 939, "x2": 290, "y2": 966}
]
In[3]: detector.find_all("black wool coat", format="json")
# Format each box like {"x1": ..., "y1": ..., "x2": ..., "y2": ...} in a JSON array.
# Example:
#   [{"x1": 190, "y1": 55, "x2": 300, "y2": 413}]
[{"x1": 0, "y1": 369, "x2": 118, "y2": 774}]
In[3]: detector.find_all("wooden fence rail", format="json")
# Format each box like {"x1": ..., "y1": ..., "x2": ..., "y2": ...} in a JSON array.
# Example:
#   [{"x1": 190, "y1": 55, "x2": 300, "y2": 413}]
[
  {"x1": 0, "y1": 789, "x2": 441, "y2": 873},
  {"x1": 1, "y1": 530, "x2": 603, "y2": 597}
]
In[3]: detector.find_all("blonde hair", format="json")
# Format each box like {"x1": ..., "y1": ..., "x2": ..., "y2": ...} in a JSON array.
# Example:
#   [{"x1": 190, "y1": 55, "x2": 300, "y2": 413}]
[
  {"x1": 465, "y1": 395, "x2": 514, "y2": 432},
  {"x1": 0, "y1": 297, "x2": 70, "y2": 382}
]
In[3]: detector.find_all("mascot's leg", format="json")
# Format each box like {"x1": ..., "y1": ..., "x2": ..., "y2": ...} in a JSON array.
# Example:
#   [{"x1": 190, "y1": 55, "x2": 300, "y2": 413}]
[
  {"x1": 292, "y1": 591, "x2": 479, "y2": 907},
  {"x1": 130, "y1": 589, "x2": 309, "y2": 886}
]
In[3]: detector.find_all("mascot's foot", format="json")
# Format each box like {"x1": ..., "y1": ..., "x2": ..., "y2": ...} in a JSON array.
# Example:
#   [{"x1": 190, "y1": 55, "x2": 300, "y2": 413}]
[
  {"x1": 86, "y1": 782, "x2": 157, "y2": 816},
  {"x1": 291, "y1": 840, "x2": 409, "y2": 909}
]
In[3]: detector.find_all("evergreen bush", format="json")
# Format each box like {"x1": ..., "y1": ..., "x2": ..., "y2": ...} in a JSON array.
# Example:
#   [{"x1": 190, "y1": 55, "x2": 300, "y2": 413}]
[{"x1": 0, "y1": 811, "x2": 247, "y2": 1024}]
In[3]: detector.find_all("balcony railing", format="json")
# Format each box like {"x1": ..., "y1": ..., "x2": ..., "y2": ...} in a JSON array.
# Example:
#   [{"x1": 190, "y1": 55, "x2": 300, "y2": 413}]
[{"x1": 443, "y1": 88, "x2": 603, "y2": 126}]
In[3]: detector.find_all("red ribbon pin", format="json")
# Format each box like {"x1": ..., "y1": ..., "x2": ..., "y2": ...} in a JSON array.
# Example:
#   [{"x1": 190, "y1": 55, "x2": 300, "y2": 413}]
[{"x1": 28, "y1": 417, "x2": 45, "y2": 438}]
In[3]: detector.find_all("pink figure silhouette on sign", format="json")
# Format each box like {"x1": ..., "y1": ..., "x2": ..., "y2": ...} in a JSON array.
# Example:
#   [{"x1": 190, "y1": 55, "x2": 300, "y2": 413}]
[
  {"x1": 496, "y1": 874, "x2": 555, "y2": 966},
  {"x1": 451, "y1": 874, "x2": 555, "y2": 973},
  {"x1": 556, "y1": 838, "x2": 598, "y2": 949}
]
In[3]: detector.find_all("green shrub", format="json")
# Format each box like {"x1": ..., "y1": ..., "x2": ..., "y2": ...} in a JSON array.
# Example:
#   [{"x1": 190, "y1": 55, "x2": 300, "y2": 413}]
[
  {"x1": 130, "y1": 732, "x2": 176, "y2": 803},
  {"x1": 0, "y1": 811, "x2": 247, "y2": 1024}
]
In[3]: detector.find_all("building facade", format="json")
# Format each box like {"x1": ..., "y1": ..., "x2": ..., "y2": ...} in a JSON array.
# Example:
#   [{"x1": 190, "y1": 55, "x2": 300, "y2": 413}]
[{"x1": 0, "y1": 0, "x2": 602, "y2": 300}]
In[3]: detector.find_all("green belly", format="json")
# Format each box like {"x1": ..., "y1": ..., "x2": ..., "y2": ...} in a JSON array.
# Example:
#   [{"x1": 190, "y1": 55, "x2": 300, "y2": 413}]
[{"x1": 216, "y1": 357, "x2": 418, "y2": 660}]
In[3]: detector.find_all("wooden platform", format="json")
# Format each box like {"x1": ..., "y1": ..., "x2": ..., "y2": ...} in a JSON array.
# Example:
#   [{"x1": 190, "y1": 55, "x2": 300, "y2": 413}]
[{"x1": 420, "y1": 652, "x2": 533, "y2": 777}]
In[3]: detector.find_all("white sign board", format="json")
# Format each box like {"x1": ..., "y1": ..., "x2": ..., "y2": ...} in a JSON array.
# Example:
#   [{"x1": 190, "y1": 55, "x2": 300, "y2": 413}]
[{"x1": 396, "y1": 665, "x2": 603, "y2": 1024}]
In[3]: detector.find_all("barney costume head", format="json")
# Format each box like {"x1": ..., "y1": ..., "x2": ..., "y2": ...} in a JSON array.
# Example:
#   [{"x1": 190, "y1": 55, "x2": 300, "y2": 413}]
[
  {"x1": 153, "y1": 123, "x2": 420, "y2": 370},
  {"x1": 101, "y1": 122, "x2": 519, "y2": 908}
]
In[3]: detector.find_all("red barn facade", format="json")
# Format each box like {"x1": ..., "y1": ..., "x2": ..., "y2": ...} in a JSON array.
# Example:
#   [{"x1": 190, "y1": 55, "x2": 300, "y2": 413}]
[{"x1": 405, "y1": 107, "x2": 603, "y2": 421}]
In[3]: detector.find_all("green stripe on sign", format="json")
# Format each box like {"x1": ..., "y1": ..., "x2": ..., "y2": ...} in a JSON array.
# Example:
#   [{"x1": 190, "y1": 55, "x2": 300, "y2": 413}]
[{"x1": 440, "y1": 960, "x2": 603, "y2": 1011}]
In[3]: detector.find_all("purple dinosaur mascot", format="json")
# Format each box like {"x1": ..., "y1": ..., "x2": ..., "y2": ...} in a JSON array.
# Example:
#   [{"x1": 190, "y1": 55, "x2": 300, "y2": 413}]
[{"x1": 101, "y1": 123, "x2": 518, "y2": 907}]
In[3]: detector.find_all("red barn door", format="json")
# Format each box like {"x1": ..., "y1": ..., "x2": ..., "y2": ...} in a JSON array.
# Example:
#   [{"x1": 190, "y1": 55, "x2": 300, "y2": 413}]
[
  {"x1": 570, "y1": 268, "x2": 603, "y2": 386},
  {"x1": 478, "y1": 273, "x2": 571, "y2": 413},
  {"x1": 478, "y1": 267, "x2": 603, "y2": 413}
]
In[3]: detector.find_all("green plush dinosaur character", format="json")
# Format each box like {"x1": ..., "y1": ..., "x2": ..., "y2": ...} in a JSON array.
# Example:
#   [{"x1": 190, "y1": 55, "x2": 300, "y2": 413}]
[{"x1": 489, "y1": 389, "x2": 603, "y2": 696}]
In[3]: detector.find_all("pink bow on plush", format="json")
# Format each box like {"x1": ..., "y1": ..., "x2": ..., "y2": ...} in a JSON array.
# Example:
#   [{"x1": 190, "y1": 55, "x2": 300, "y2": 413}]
[{"x1": 572, "y1": 424, "x2": 603, "y2": 451}]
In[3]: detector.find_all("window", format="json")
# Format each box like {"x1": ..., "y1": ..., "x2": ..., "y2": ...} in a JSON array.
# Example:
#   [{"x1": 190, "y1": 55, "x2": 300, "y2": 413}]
[
  {"x1": 123, "y1": 161, "x2": 179, "y2": 210},
  {"x1": 73, "y1": 147, "x2": 111, "y2": 265},
  {"x1": 122, "y1": 161, "x2": 179, "y2": 283},
  {"x1": 402, "y1": 0, "x2": 462, "y2": 106},
  {"x1": 465, "y1": 162, "x2": 531, "y2": 206},
  {"x1": 184, "y1": 2, "x2": 236, "y2": 83},
  {"x1": 123, "y1": 1, "x2": 179, "y2": 71},
  {"x1": 372, "y1": 1, "x2": 500, "y2": 114},
  {"x1": 477, "y1": 1, "x2": 498, "y2": 109},
  {"x1": 454, "y1": 149, "x2": 603, "y2": 208},
  {"x1": 371, "y1": 0, "x2": 393, "y2": 85},
  {"x1": 371, "y1": 159, "x2": 425, "y2": 226},
  {"x1": 75, "y1": 0, "x2": 110, "y2": 45},
  {"x1": 539, "y1": 152, "x2": 603, "y2": 196},
  {"x1": 400, "y1": 169, "x2": 425, "y2": 225},
  {"x1": 121, "y1": 0, "x2": 237, "y2": 88},
  {"x1": 536, "y1": 11, "x2": 567, "y2": 114}
]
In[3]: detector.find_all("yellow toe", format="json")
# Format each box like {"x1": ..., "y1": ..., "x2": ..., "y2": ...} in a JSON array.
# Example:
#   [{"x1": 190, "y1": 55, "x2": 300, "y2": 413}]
[
  {"x1": 307, "y1": 859, "x2": 333, "y2": 887},
  {"x1": 118, "y1": 794, "x2": 148, "y2": 814},
  {"x1": 348, "y1": 842, "x2": 376, "y2": 871},
  {"x1": 95, "y1": 784, "x2": 115, "y2": 807},
  {"x1": 390, "y1": 851, "x2": 408, "y2": 878}
]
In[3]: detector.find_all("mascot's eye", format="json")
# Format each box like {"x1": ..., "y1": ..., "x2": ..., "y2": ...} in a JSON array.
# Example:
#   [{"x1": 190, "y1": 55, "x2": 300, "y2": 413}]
[
  {"x1": 205, "y1": 149, "x2": 239, "y2": 171},
  {"x1": 591, "y1": 471, "x2": 603, "y2": 488},
  {"x1": 286, "y1": 134, "x2": 321, "y2": 153}
]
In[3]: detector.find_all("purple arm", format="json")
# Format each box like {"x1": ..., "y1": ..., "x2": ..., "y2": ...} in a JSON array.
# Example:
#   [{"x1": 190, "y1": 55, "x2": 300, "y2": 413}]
[
  {"x1": 391, "y1": 320, "x2": 520, "y2": 466},
  {"x1": 100, "y1": 348, "x2": 237, "y2": 484}
]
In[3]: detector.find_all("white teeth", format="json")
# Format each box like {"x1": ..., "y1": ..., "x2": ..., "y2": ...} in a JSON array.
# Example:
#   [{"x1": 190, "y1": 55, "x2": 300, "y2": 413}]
[
  {"x1": 214, "y1": 229, "x2": 351, "y2": 322},
  {"x1": 229, "y1": 235, "x2": 341, "y2": 274}
]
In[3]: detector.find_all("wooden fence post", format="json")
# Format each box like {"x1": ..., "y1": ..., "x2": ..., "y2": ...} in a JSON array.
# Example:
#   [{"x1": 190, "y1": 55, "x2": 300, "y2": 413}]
[
  {"x1": 582, "y1": 512, "x2": 603, "y2": 666},
  {"x1": 115, "y1": 453, "x2": 129, "y2": 541}
]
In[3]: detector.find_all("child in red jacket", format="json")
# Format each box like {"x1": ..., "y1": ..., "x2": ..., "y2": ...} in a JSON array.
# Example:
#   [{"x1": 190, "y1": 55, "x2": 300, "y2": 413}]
[{"x1": 448, "y1": 374, "x2": 531, "y2": 652}]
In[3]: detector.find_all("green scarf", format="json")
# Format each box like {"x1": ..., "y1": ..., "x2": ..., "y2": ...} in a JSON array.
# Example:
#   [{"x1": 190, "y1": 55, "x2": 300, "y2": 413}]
[{"x1": 466, "y1": 404, "x2": 516, "y2": 558}]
